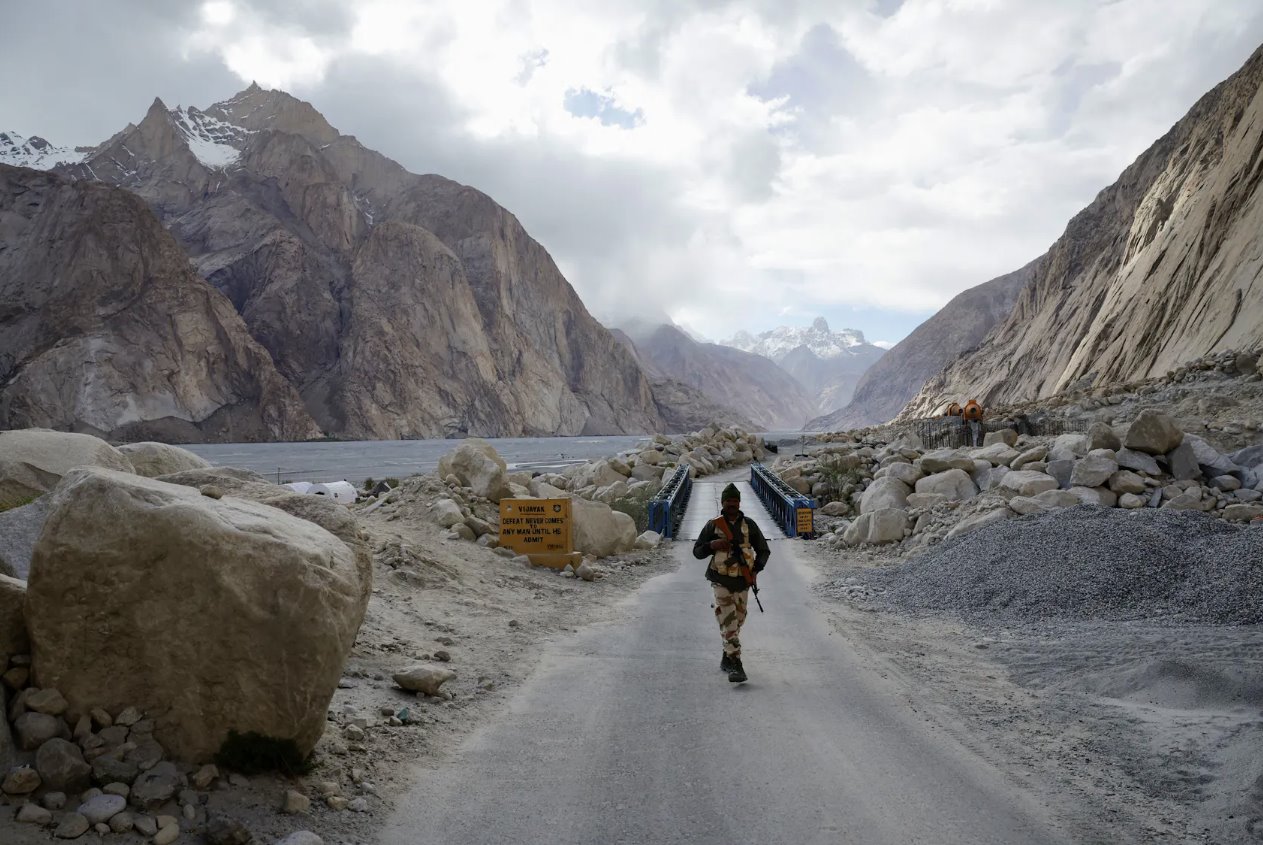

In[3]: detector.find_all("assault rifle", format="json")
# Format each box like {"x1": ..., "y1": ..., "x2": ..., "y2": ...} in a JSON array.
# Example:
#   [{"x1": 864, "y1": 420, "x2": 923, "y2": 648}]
[
  {"x1": 741, "y1": 562, "x2": 765, "y2": 613},
  {"x1": 713, "y1": 516, "x2": 764, "y2": 613}
]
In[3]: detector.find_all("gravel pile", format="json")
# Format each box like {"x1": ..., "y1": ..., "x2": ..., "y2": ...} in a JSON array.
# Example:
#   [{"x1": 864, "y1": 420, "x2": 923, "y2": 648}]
[{"x1": 840, "y1": 506, "x2": 1263, "y2": 624}]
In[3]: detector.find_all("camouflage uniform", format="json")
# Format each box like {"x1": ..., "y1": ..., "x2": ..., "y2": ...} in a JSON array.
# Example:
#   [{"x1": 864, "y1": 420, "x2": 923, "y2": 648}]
[{"x1": 693, "y1": 492, "x2": 770, "y2": 664}]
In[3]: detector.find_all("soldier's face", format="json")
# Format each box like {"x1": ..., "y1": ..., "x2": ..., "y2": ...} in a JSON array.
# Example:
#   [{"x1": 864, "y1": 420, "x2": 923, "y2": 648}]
[{"x1": 722, "y1": 497, "x2": 740, "y2": 518}]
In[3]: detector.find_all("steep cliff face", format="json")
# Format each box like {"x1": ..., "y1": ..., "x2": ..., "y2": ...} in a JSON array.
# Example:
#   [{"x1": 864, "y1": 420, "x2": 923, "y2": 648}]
[
  {"x1": 811, "y1": 261, "x2": 1034, "y2": 430},
  {"x1": 0, "y1": 165, "x2": 321, "y2": 442},
  {"x1": 625, "y1": 324, "x2": 818, "y2": 430},
  {"x1": 36, "y1": 86, "x2": 665, "y2": 438},
  {"x1": 903, "y1": 44, "x2": 1263, "y2": 419},
  {"x1": 611, "y1": 330, "x2": 756, "y2": 431}
]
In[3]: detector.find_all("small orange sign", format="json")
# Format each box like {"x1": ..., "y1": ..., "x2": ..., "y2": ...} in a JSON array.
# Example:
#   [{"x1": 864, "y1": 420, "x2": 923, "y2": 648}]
[
  {"x1": 498, "y1": 498, "x2": 576, "y2": 568},
  {"x1": 796, "y1": 507, "x2": 814, "y2": 536}
]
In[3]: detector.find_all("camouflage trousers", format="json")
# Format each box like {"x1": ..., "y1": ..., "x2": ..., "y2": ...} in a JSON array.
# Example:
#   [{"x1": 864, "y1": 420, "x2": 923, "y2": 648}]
[{"x1": 712, "y1": 583, "x2": 749, "y2": 658}]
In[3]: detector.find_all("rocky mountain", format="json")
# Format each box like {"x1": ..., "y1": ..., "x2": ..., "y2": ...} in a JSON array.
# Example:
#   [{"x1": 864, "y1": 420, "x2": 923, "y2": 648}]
[
  {"x1": 723, "y1": 317, "x2": 886, "y2": 414},
  {"x1": 4, "y1": 84, "x2": 666, "y2": 439},
  {"x1": 622, "y1": 323, "x2": 818, "y2": 430},
  {"x1": 0, "y1": 165, "x2": 320, "y2": 442},
  {"x1": 0, "y1": 131, "x2": 87, "y2": 169},
  {"x1": 809, "y1": 261, "x2": 1035, "y2": 430},
  {"x1": 902, "y1": 44, "x2": 1263, "y2": 419}
]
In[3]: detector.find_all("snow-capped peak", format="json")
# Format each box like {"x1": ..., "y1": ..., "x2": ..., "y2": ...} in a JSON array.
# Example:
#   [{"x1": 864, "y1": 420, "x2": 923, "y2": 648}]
[
  {"x1": 722, "y1": 318, "x2": 871, "y2": 360},
  {"x1": 0, "y1": 131, "x2": 87, "y2": 170},
  {"x1": 170, "y1": 107, "x2": 252, "y2": 169}
]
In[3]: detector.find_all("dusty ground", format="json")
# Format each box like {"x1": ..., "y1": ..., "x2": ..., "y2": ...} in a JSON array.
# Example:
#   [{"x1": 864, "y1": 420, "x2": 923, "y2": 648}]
[
  {"x1": 799, "y1": 540, "x2": 1263, "y2": 845},
  {"x1": 1, "y1": 494, "x2": 676, "y2": 845}
]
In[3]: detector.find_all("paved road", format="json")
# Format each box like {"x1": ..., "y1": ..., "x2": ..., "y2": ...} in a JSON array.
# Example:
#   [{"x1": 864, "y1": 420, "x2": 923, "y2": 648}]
[{"x1": 379, "y1": 475, "x2": 1066, "y2": 845}]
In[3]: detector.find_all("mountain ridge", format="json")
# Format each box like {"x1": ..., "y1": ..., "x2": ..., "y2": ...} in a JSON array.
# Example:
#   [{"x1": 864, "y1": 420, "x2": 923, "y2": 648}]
[{"x1": 2, "y1": 85, "x2": 684, "y2": 440}]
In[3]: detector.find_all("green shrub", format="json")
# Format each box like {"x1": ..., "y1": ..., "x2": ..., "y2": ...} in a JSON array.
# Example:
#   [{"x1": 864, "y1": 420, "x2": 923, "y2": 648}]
[
  {"x1": 814, "y1": 458, "x2": 863, "y2": 505},
  {"x1": 214, "y1": 730, "x2": 313, "y2": 776},
  {"x1": 0, "y1": 494, "x2": 38, "y2": 513}
]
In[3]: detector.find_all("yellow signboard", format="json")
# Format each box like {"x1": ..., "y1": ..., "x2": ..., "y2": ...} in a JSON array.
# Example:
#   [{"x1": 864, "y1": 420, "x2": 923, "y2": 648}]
[
  {"x1": 498, "y1": 498, "x2": 577, "y2": 569},
  {"x1": 796, "y1": 507, "x2": 814, "y2": 536}
]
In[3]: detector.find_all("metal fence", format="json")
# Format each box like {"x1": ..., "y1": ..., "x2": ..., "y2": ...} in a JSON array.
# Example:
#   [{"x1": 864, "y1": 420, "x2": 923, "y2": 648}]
[
  {"x1": 647, "y1": 465, "x2": 692, "y2": 539},
  {"x1": 750, "y1": 463, "x2": 816, "y2": 539},
  {"x1": 912, "y1": 415, "x2": 1080, "y2": 450}
]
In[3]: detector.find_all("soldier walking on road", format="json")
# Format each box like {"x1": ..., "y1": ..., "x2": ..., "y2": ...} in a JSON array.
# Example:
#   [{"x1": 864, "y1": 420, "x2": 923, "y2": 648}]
[{"x1": 693, "y1": 483, "x2": 770, "y2": 683}]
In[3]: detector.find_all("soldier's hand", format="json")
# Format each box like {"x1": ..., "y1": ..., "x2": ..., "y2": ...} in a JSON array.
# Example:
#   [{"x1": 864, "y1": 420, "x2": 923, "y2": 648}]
[{"x1": 709, "y1": 538, "x2": 730, "y2": 551}]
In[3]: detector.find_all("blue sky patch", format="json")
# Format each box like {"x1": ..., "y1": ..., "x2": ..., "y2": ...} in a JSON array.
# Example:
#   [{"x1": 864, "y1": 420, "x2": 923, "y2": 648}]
[{"x1": 564, "y1": 87, "x2": 644, "y2": 128}]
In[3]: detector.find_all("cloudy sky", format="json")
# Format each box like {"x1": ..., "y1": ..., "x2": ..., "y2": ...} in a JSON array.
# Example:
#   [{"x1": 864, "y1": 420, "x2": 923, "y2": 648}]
[{"x1": 5, "y1": 1, "x2": 1263, "y2": 347}]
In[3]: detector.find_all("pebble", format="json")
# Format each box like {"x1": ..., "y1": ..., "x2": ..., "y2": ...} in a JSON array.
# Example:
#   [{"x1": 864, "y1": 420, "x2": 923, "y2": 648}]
[
  {"x1": 114, "y1": 706, "x2": 143, "y2": 727},
  {"x1": 16, "y1": 803, "x2": 52, "y2": 824},
  {"x1": 154, "y1": 821, "x2": 181, "y2": 845},
  {"x1": 276, "y1": 832, "x2": 324, "y2": 845},
  {"x1": 78, "y1": 793, "x2": 126, "y2": 824},
  {"x1": 283, "y1": 789, "x2": 311, "y2": 814},
  {"x1": 192, "y1": 763, "x2": 220, "y2": 790},
  {"x1": 2, "y1": 766, "x2": 41, "y2": 794},
  {"x1": 54, "y1": 812, "x2": 89, "y2": 839}
]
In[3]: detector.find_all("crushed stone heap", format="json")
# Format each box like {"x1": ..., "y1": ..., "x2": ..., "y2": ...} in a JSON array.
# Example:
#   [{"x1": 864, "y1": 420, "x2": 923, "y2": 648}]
[{"x1": 842, "y1": 507, "x2": 1263, "y2": 625}]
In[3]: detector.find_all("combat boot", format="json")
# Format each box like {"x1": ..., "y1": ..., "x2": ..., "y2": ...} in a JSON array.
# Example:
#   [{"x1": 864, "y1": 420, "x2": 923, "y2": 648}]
[
  {"x1": 727, "y1": 656, "x2": 746, "y2": 683},
  {"x1": 720, "y1": 652, "x2": 733, "y2": 673}
]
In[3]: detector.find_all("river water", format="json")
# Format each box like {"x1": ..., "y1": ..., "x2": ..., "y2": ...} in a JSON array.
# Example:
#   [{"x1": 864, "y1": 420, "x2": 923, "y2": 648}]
[{"x1": 183, "y1": 431, "x2": 810, "y2": 487}]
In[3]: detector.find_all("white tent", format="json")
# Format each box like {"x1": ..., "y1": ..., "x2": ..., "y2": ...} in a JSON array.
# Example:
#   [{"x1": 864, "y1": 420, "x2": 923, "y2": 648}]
[
  {"x1": 283, "y1": 481, "x2": 315, "y2": 495},
  {"x1": 310, "y1": 481, "x2": 357, "y2": 505}
]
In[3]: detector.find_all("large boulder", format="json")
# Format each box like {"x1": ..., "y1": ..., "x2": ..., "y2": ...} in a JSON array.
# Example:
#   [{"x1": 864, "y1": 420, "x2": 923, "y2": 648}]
[
  {"x1": 1108, "y1": 470, "x2": 1147, "y2": 495},
  {"x1": 876, "y1": 462, "x2": 923, "y2": 487},
  {"x1": 999, "y1": 471, "x2": 1060, "y2": 497},
  {"x1": 0, "y1": 429, "x2": 133, "y2": 507},
  {"x1": 1047, "y1": 434, "x2": 1089, "y2": 463},
  {"x1": 1116, "y1": 448, "x2": 1160, "y2": 476},
  {"x1": 945, "y1": 507, "x2": 1011, "y2": 539},
  {"x1": 1124, "y1": 410, "x2": 1183, "y2": 455},
  {"x1": 972, "y1": 443, "x2": 1020, "y2": 467},
  {"x1": 843, "y1": 508, "x2": 909, "y2": 545},
  {"x1": 437, "y1": 440, "x2": 511, "y2": 502},
  {"x1": 914, "y1": 469, "x2": 978, "y2": 501},
  {"x1": 1167, "y1": 441, "x2": 1201, "y2": 481},
  {"x1": 1069, "y1": 453, "x2": 1119, "y2": 488},
  {"x1": 860, "y1": 478, "x2": 911, "y2": 514},
  {"x1": 571, "y1": 497, "x2": 637, "y2": 558},
  {"x1": 919, "y1": 450, "x2": 976, "y2": 473},
  {"x1": 982, "y1": 429, "x2": 1017, "y2": 447},
  {"x1": 116, "y1": 443, "x2": 210, "y2": 478},
  {"x1": 0, "y1": 495, "x2": 52, "y2": 580},
  {"x1": 1087, "y1": 422, "x2": 1122, "y2": 452},
  {"x1": 26, "y1": 468, "x2": 370, "y2": 761}
]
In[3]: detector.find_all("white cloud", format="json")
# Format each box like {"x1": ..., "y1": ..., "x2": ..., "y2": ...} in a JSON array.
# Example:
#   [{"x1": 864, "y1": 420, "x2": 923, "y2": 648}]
[{"x1": 150, "y1": 1, "x2": 1263, "y2": 340}]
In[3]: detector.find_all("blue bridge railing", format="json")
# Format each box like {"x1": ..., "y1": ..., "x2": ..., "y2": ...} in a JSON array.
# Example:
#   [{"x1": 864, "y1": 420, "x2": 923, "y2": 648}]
[
  {"x1": 648, "y1": 465, "x2": 693, "y2": 539},
  {"x1": 750, "y1": 463, "x2": 816, "y2": 539}
]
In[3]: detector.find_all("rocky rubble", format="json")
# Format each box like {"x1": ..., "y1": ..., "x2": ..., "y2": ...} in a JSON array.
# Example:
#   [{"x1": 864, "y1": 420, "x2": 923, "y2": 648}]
[
  {"x1": 781, "y1": 398, "x2": 1263, "y2": 558},
  {"x1": 357, "y1": 425, "x2": 767, "y2": 560},
  {"x1": 830, "y1": 507, "x2": 1263, "y2": 624},
  {"x1": 0, "y1": 423, "x2": 760, "y2": 844}
]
